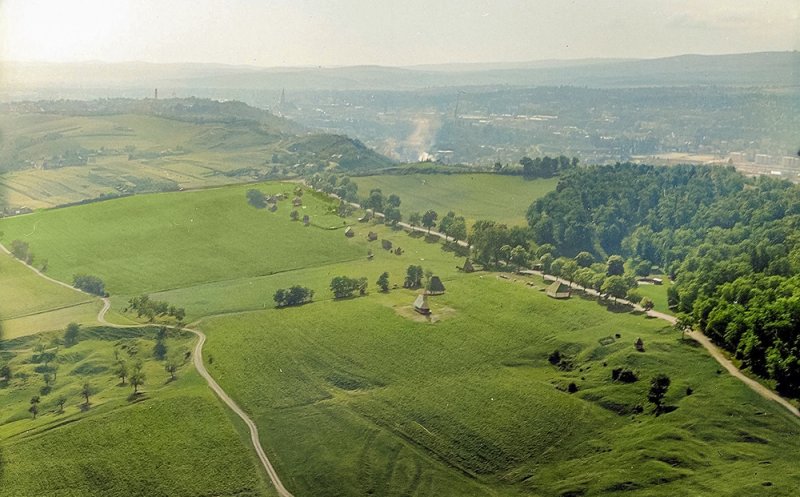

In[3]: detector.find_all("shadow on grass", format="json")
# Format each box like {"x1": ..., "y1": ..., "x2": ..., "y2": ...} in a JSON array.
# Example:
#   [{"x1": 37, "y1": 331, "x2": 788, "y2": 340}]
[
  {"x1": 597, "y1": 300, "x2": 635, "y2": 313},
  {"x1": 127, "y1": 392, "x2": 148, "y2": 403}
]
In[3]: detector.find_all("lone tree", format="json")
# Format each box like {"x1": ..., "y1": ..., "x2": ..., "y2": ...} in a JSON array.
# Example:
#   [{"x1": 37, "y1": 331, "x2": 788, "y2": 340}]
[
  {"x1": 377, "y1": 272, "x2": 390, "y2": 292},
  {"x1": 81, "y1": 382, "x2": 93, "y2": 405},
  {"x1": 55, "y1": 396, "x2": 67, "y2": 413},
  {"x1": 640, "y1": 297, "x2": 655, "y2": 311},
  {"x1": 165, "y1": 356, "x2": 180, "y2": 381},
  {"x1": 403, "y1": 265, "x2": 424, "y2": 289},
  {"x1": 29, "y1": 396, "x2": 41, "y2": 419},
  {"x1": 647, "y1": 374, "x2": 671, "y2": 415},
  {"x1": 408, "y1": 211, "x2": 422, "y2": 227},
  {"x1": 421, "y1": 210, "x2": 438, "y2": 234},
  {"x1": 674, "y1": 313, "x2": 694, "y2": 341},
  {"x1": 130, "y1": 369, "x2": 145, "y2": 395},
  {"x1": 64, "y1": 322, "x2": 80, "y2": 347},
  {"x1": 290, "y1": 210, "x2": 300, "y2": 221},
  {"x1": 115, "y1": 361, "x2": 129, "y2": 385},
  {"x1": 246, "y1": 189, "x2": 267, "y2": 208}
]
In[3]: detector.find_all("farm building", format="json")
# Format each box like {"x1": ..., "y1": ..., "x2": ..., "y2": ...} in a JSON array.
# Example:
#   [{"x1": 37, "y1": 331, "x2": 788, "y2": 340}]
[
  {"x1": 413, "y1": 294, "x2": 431, "y2": 315},
  {"x1": 546, "y1": 281, "x2": 571, "y2": 299},
  {"x1": 637, "y1": 277, "x2": 664, "y2": 285},
  {"x1": 426, "y1": 276, "x2": 446, "y2": 295},
  {"x1": 344, "y1": 227, "x2": 354, "y2": 237},
  {"x1": 367, "y1": 231, "x2": 378, "y2": 241}
]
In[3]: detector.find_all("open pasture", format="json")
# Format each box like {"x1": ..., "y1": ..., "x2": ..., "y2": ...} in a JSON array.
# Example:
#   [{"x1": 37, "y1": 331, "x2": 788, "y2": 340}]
[
  {"x1": 0, "y1": 182, "x2": 364, "y2": 297},
  {"x1": 200, "y1": 275, "x2": 800, "y2": 496},
  {"x1": 352, "y1": 173, "x2": 557, "y2": 226}
]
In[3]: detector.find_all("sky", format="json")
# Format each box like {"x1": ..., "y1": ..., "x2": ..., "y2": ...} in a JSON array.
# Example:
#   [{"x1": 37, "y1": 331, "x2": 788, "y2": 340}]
[{"x1": 1, "y1": 0, "x2": 798, "y2": 67}]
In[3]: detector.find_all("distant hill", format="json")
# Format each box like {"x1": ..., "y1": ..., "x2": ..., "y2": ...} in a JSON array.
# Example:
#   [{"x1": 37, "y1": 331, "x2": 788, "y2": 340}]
[
  {"x1": 0, "y1": 97, "x2": 393, "y2": 208},
  {"x1": 2, "y1": 52, "x2": 797, "y2": 94}
]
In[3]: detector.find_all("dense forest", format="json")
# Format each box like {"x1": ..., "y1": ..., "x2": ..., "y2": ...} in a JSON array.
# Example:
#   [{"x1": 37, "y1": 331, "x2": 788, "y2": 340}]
[{"x1": 527, "y1": 163, "x2": 800, "y2": 396}]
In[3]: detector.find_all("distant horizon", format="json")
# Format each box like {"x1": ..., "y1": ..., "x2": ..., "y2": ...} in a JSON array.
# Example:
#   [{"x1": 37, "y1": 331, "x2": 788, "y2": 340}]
[{"x1": 2, "y1": 49, "x2": 796, "y2": 71}]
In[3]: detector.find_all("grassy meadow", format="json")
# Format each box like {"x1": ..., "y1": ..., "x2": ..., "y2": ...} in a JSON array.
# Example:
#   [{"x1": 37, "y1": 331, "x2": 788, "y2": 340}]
[
  {"x1": 352, "y1": 173, "x2": 558, "y2": 226},
  {"x1": 3, "y1": 178, "x2": 799, "y2": 497},
  {"x1": 0, "y1": 252, "x2": 101, "y2": 338},
  {"x1": 0, "y1": 326, "x2": 274, "y2": 497},
  {"x1": 200, "y1": 274, "x2": 800, "y2": 497},
  {"x1": 0, "y1": 183, "x2": 363, "y2": 298}
]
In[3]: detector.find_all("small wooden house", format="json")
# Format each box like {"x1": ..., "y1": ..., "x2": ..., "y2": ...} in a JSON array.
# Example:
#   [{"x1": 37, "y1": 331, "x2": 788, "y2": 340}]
[
  {"x1": 546, "y1": 281, "x2": 571, "y2": 299},
  {"x1": 413, "y1": 294, "x2": 431, "y2": 315},
  {"x1": 344, "y1": 227, "x2": 354, "y2": 237},
  {"x1": 367, "y1": 231, "x2": 378, "y2": 241},
  {"x1": 426, "y1": 276, "x2": 446, "y2": 295}
]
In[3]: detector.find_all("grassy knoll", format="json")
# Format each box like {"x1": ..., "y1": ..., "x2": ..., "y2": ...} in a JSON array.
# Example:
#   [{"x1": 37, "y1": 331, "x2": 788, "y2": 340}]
[
  {"x1": 0, "y1": 182, "x2": 363, "y2": 297},
  {"x1": 352, "y1": 173, "x2": 558, "y2": 226},
  {"x1": 0, "y1": 326, "x2": 274, "y2": 497},
  {"x1": 200, "y1": 275, "x2": 800, "y2": 497}
]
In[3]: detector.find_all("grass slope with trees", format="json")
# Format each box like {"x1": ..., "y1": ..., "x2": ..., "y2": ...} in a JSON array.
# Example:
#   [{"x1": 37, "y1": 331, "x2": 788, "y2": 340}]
[{"x1": 526, "y1": 163, "x2": 800, "y2": 398}]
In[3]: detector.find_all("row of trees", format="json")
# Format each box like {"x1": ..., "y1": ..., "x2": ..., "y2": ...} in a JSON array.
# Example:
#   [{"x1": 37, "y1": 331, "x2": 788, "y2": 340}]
[
  {"x1": 127, "y1": 295, "x2": 186, "y2": 322},
  {"x1": 273, "y1": 286, "x2": 314, "y2": 307}
]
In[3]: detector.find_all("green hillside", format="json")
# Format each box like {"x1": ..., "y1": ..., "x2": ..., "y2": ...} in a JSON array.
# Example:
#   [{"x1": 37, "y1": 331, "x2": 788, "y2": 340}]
[
  {"x1": 0, "y1": 98, "x2": 393, "y2": 209},
  {"x1": 2, "y1": 178, "x2": 799, "y2": 497},
  {"x1": 201, "y1": 275, "x2": 800, "y2": 496}
]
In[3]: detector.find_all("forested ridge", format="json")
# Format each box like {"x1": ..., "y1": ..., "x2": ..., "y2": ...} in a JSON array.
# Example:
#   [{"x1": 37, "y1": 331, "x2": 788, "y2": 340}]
[{"x1": 527, "y1": 163, "x2": 800, "y2": 396}]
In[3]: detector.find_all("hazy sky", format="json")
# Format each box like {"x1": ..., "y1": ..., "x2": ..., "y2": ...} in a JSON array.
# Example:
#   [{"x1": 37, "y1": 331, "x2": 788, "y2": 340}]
[{"x1": 1, "y1": 0, "x2": 798, "y2": 66}]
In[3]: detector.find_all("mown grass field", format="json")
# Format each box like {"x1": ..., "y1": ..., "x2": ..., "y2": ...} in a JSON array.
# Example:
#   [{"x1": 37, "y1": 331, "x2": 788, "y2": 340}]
[
  {"x1": 0, "y1": 326, "x2": 274, "y2": 497},
  {"x1": 352, "y1": 173, "x2": 558, "y2": 226},
  {"x1": 201, "y1": 275, "x2": 800, "y2": 497},
  {"x1": 0, "y1": 183, "x2": 363, "y2": 297},
  {"x1": 635, "y1": 277, "x2": 674, "y2": 315},
  {"x1": 0, "y1": 251, "x2": 100, "y2": 338}
]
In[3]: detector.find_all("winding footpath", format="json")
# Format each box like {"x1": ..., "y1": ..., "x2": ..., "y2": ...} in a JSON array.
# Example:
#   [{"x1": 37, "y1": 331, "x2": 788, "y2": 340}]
[
  {"x1": 98, "y1": 299, "x2": 295, "y2": 497},
  {"x1": 1, "y1": 243, "x2": 294, "y2": 497}
]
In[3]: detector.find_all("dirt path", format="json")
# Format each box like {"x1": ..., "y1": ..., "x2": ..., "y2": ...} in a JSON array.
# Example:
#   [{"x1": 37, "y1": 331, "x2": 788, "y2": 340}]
[
  {"x1": 100, "y1": 301, "x2": 295, "y2": 495},
  {"x1": 1, "y1": 241, "x2": 294, "y2": 496},
  {"x1": 98, "y1": 299, "x2": 296, "y2": 497},
  {"x1": 525, "y1": 270, "x2": 800, "y2": 419}
]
